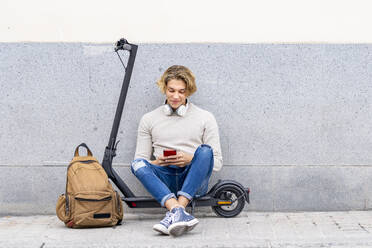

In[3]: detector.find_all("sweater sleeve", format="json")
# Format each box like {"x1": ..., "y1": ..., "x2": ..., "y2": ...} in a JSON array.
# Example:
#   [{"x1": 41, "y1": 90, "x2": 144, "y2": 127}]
[
  {"x1": 202, "y1": 113, "x2": 223, "y2": 171},
  {"x1": 134, "y1": 115, "x2": 153, "y2": 160}
]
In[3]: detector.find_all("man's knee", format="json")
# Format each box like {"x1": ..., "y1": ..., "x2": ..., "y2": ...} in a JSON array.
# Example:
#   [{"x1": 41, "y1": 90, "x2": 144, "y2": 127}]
[
  {"x1": 198, "y1": 144, "x2": 213, "y2": 158},
  {"x1": 131, "y1": 158, "x2": 148, "y2": 174}
]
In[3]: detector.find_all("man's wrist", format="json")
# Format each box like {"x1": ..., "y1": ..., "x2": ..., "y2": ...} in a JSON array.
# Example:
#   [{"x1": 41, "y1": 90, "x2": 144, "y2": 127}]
[{"x1": 150, "y1": 159, "x2": 159, "y2": 165}]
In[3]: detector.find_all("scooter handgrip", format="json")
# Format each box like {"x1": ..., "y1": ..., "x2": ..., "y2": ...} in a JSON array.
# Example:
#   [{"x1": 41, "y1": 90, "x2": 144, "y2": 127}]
[
  {"x1": 114, "y1": 42, "x2": 132, "y2": 52},
  {"x1": 122, "y1": 44, "x2": 132, "y2": 51}
]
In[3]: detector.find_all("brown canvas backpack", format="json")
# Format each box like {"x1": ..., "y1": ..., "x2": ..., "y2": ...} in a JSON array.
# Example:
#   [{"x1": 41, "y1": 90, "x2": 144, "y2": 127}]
[{"x1": 56, "y1": 143, "x2": 123, "y2": 228}]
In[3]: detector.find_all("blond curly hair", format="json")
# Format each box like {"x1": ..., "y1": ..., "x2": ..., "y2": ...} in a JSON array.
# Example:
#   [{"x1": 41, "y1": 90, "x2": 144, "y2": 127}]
[{"x1": 157, "y1": 65, "x2": 197, "y2": 96}]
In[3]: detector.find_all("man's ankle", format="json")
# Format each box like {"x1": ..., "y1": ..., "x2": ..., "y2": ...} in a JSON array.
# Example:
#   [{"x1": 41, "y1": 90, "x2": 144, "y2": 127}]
[
  {"x1": 165, "y1": 197, "x2": 182, "y2": 211},
  {"x1": 170, "y1": 205, "x2": 184, "y2": 211}
]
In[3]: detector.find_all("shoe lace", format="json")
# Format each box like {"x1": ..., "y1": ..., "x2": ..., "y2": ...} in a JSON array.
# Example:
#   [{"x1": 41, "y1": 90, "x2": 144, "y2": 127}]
[
  {"x1": 170, "y1": 207, "x2": 187, "y2": 223},
  {"x1": 162, "y1": 211, "x2": 173, "y2": 226}
]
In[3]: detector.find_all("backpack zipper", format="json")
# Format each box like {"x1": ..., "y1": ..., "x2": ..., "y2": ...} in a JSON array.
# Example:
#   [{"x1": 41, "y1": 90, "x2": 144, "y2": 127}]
[
  {"x1": 75, "y1": 196, "x2": 112, "y2": 202},
  {"x1": 68, "y1": 160, "x2": 97, "y2": 168}
]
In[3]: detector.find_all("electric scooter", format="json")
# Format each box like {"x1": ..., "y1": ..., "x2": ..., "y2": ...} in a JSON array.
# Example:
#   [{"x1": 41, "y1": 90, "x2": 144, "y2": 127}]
[{"x1": 101, "y1": 38, "x2": 250, "y2": 218}]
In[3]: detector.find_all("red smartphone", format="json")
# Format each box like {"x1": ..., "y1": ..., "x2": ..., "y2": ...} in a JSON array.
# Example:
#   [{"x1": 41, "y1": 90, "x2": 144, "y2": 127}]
[{"x1": 163, "y1": 149, "x2": 177, "y2": 157}]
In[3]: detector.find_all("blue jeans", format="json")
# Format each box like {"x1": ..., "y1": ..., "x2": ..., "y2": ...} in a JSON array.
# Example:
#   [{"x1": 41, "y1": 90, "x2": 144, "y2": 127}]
[{"x1": 131, "y1": 144, "x2": 214, "y2": 207}]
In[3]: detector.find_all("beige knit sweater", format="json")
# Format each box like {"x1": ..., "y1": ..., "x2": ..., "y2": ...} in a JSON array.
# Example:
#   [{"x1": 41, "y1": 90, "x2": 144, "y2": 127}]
[{"x1": 134, "y1": 103, "x2": 223, "y2": 171}]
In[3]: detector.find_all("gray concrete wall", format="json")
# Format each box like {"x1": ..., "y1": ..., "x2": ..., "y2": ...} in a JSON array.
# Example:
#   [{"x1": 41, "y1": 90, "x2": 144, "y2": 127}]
[{"x1": 1, "y1": 43, "x2": 372, "y2": 214}]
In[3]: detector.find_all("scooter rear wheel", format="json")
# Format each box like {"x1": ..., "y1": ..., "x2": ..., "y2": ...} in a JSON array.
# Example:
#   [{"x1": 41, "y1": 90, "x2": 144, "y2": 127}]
[{"x1": 212, "y1": 184, "x2": 246, "y2": 218}]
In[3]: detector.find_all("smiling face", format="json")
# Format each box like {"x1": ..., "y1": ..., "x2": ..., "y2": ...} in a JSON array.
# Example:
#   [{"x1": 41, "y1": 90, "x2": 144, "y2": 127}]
[
  {"x1": 165, "y1": 79, "x2": 188, "y2": 110},
  {"x1": 157, "y1": 66, "x2": 197, "y2": 105}
]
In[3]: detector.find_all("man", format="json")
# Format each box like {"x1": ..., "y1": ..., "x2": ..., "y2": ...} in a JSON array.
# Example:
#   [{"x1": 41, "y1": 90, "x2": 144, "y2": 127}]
[{"x1": 131, "y1": 65, "x2": 222, "y2": 236}]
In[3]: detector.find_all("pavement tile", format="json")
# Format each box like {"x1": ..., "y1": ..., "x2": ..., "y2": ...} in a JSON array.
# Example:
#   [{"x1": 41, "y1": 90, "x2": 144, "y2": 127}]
[{"x1": 1, "y1": 211, "x2": 372, "y2": 247}]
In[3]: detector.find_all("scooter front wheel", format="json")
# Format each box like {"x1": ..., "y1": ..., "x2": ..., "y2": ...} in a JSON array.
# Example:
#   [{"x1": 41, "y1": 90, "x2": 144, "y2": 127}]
[{"x1": 212, "y1": 184, "x2": 246, "y2": 218}]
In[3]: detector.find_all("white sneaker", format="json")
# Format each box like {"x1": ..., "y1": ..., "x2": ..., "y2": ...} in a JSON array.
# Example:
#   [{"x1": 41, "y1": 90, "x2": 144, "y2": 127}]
[
  {"x1": 168, "y1": 207, "x2": 199, "y2": 236},
  {"x1": 153, "y1": 211, "x2": 173, "y2": 235}
]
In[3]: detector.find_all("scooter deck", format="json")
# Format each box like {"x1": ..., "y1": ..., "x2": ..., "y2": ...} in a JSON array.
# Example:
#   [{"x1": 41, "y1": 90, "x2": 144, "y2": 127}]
[{"x1": 123, "y1": 195, "x2": 222, "y2": 208}]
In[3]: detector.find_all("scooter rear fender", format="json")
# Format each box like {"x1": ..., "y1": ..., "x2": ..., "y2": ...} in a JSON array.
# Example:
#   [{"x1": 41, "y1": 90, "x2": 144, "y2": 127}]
[{"x1": 207, "y1": 179, "x2": 250, "y2": 204}]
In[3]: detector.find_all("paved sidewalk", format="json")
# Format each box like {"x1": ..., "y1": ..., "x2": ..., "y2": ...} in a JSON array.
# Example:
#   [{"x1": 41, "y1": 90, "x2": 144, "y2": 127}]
[{"x1": 1, "y1": 211, "x2": 372, "y2": 247}]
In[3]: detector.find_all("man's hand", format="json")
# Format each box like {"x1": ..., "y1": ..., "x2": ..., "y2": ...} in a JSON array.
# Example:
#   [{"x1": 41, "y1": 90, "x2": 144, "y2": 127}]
[{"x1": 156, "y1": 151, "x2": 193, "y2": 167}]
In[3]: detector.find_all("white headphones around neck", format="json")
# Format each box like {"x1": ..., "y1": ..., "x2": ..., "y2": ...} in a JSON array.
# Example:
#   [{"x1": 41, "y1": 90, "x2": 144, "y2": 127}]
[{"x1": 163, "y1": 99, "x2": 189, "y2": 117}]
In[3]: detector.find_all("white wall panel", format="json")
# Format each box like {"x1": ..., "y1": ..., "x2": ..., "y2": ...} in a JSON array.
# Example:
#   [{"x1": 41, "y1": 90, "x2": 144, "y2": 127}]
[{"x1": 1, "y1": 0, "x2": 372, "y2": 43}]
